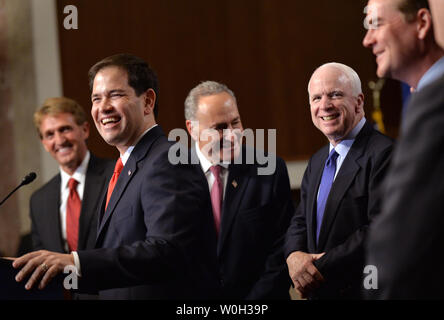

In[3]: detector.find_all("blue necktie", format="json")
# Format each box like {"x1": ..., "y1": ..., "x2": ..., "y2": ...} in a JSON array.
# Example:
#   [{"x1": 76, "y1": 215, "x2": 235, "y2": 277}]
[{"x1": 316, "y1": 149, "x2": 339, "y2": 243}]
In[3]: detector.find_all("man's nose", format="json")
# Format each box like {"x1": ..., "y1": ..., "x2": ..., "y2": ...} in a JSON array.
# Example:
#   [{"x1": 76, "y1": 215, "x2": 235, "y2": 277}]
[
  {"x1": 319, "y1": 96, "x2": 333, "y2": 110},
  {"x1": 223, "y1": 128, "x2": 243, "y2": 144},
  {"x1": 54, "y1": 131, "x2": 67, "y2": 145},
  {"x1": 97, "y1": 97, "x2": 114, "y2": 113},
  {"x1": 362, "y1": 29, "x2": 374, "y2": 48},
  {"x1": 223, "y1": 127, "x2": 235, "y2": 139}
]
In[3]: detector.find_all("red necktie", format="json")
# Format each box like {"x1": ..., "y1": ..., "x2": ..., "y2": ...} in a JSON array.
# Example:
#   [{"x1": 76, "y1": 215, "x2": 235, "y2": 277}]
[
  {"x1": 66, "y1": 178, "x2": 81, "y2": 252},
  {"x1": 210, "y1": 165, "x2": 223, "y2": 235},
  {"x1": 105, "y1": 158, "x2": 124, "y2": 210}
]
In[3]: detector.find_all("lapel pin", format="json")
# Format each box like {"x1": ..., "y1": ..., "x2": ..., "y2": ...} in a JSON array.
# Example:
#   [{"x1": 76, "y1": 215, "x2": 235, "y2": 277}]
[
  {"x1": 128, "y1": 170, "x2": 132, "y2": 176},
  {"x1": 232, "y1": 180, "x2": 238, "y2": 188}
]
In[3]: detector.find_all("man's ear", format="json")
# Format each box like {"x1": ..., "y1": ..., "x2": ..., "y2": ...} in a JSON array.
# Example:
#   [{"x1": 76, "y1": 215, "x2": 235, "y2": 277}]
[
  {"x1": 82, "y1": 121, "x2": 90, "y2": 140},
  {"x1": 356, "y1": 93, "x2": 365, "y2": 113},
  {"x1": 416, "y1": 8, "x2": 433, "y2": 40},
  {"x1": 185, "y1": 119, "x2": 198, "y2": 141},
  {"x1": 143, "y1": 89, "x2": 156, "y2": 115}
]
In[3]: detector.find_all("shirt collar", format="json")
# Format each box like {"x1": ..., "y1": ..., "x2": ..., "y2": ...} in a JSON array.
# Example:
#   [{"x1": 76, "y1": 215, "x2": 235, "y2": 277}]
[
  {"x1": 195, "y1": 142, "x2": 229, "y2": 174},
  {"x1": 121, "y1": 124, "x2": 158, "y2": 165},
  {"x1": 329, "y1": 117, "x2": 366, "y2": 157},
  {"x1": 60, "y1": 151, "x2": 90, "y2": 189},
  {"x1": 417, "y1": 56, "x2": 444, "y2": 91}
]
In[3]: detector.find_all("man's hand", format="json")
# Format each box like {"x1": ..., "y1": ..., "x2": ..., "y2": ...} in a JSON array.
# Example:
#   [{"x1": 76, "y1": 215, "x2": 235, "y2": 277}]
[
  {"x1": 286, "y1": 251, "x2": 325, "y2": 299},
  {"x1": 12, "y1": 250, "x2": 74, "y2": 290}
]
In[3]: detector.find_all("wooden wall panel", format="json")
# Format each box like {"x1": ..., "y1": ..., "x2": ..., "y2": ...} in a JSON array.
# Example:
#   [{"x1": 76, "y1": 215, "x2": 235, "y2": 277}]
[{"x1": 56, "y1": 0, "x2": 401, "y2": 161}]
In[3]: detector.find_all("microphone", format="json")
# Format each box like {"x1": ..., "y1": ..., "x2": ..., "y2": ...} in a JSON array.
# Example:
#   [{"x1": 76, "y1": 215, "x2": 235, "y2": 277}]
[
  {"x1": 0, "y1": 172, "x2": 37, "y2": 207},
  {"x1": 21, "y1": 172, "x2": 37, "y2": 186}
]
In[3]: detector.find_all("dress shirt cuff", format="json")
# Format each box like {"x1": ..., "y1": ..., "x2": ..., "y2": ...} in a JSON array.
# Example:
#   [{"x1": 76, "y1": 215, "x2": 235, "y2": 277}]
[{"x1": 71, "y1": 251, "x2": 82, "y2": 277}]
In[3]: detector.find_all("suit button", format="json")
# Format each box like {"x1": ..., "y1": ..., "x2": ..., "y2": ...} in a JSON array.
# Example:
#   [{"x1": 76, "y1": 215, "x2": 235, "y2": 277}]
[{"x1": 219, "y1": 278, "x2": 225, "y2": 286}]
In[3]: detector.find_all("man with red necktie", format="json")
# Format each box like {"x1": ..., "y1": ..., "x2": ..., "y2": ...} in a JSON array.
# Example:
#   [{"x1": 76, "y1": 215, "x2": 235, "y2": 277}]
[
  {"x1": 30, "y1": 97, "x2": 113, "y2": 256},
  {"x1": 14, "y1": 54, "x2": 217, "y2": 300},
  {"x1": 29, "y1": 97, "x2": 114, "y2": 299}
]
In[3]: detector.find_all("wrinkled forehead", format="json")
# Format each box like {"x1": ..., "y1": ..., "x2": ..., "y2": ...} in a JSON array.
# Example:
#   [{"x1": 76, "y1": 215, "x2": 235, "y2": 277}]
[
  {"x1": 41, "y1": 112, "x2": 76, "y2": 125},
  {"x1": 308, "y1": 67, "x2": 352, "y2": 95},
  {"x1": 92, "y1": 66, "x2": 129, "y2": 92},
  {"x1": 196, "y1": 93, "x2": 238, "y2": 116}
]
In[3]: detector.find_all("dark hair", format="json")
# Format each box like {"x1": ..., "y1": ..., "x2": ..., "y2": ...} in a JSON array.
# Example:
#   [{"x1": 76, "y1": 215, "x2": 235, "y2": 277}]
[
  {"x1": 398, "y1": 0, "x2": 430, "y2": 22},
  {"x1": 88, "y1": 53, "x2": 159, "y2": 117}
]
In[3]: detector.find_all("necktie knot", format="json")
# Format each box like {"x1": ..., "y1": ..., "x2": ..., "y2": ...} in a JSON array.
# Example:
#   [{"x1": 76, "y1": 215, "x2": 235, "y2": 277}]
[
  {"x1": 210, "y1": 165, "x2": 222, "y2": 180},
  {"x1": 105, "y1": 158, "x2": 124, "y2": 211},
  {"x1": 68, "y1": 178, "x2": 78, "y2": 190},
  {"x1": 327, "y1": 149, "x2": 339, "y2": 166},
  {"x1": 114, "y1": 158, "x2": 124, "y2": 175}
]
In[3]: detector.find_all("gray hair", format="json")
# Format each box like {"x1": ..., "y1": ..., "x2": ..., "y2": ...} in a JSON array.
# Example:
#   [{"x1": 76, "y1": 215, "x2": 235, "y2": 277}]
[
  {"x1": 184, "y1": 81, "x2": 237, "y2": 120},
  {"x1": 308, "y1": 62, "x2": 362, "y2": 96}
]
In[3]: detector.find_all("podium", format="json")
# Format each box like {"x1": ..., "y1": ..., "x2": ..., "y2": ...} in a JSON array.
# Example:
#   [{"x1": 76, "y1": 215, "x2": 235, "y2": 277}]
[{"x1": 0, "y1": 258, "x2": 64, "y2": 300}]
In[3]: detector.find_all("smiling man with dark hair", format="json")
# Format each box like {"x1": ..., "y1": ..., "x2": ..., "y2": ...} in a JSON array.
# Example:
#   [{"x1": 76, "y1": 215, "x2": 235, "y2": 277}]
[{"x1": 14, "y1": 54, "x2": 218, "y2": 300}]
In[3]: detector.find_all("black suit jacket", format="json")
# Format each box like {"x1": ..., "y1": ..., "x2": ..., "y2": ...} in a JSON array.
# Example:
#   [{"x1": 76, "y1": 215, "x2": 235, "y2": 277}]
[
  {"x1": 366, "y1": 75, "x2": 444, "y2": 299},
  {"x1": 30, "y1": 154, "x2": 114, "y2": 253},
  {"x1": 77, "y1": 126, "x2": 218, "y2": 299},
  {"x1": 195, "y1": 146, "x2": 294, "y2": 299},
  {"x1": 285, "y1": 121, "x2": 393, "y2": 299}
]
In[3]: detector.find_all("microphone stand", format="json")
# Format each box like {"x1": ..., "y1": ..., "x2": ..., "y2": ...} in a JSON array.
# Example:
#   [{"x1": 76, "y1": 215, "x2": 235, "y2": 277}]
[
  {"x1": 0, "y1": 183, "x2": 25, "y2": 207},
  {"x1": 0, "y1": 172, "x2": 37, "y2": 207}
]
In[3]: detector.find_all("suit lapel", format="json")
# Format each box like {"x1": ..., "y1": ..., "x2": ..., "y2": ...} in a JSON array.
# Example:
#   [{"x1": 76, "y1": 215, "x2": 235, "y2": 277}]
[
  {"x1": 96, "y1": 188, "x2": 108, "y2": 240},
  {"x1": 47, "y1": 176, "x2": 65, "y2": 252},
  {"x1": 217, "y1": 163, "x2": 250, "y2": 256},
  {"x1": 97, "y1": 157, "x2": 137, "y2": 238},
  {"x1": 317, "y1": 122, "x2": 372, "y2": 250},
  {"x1": 96, "y1": 126, "x2": 163, "y2": 240},
  {"x1": 307, "y1": 149, "x2": 328, "y2": 251},
  {"x1": 77, "y1": 155, "x2": 106, "y2": 250}
]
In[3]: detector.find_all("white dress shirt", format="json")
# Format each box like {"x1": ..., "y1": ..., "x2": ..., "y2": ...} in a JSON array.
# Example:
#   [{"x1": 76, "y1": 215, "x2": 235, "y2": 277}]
[
  {"x1": 195, "y1": 142, "x2": 229, "y2": 200},
  {"x1": 317, "y1": 117, "x2": 366, "y2": 200}
]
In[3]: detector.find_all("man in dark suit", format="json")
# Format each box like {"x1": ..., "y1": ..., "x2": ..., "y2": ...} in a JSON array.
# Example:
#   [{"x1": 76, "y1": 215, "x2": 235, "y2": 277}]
[
  {"x1": 13, "y1": 54, "x2": 217, "y2": 299},
  {"x1": 184, "y1": 81, "x2": 294, "y2": 299},
  {"x1": 363, "y1": 0, "x2": 444, "y2": 92},
  {"x1": 30, "y1": 97, "x2": 113, "y2": 253},
  {"x1": 363, "y1": 0, "x2": 444, "y2": 298},
  {"x1": 284, "y1": 63, "x2": 393, "y2": 299}
]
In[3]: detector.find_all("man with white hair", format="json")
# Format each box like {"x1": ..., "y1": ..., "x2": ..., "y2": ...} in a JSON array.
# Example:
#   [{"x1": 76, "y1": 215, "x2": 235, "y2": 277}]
[{"x1": 284, "y1": 63, "x2": 393, "y2": 299}]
